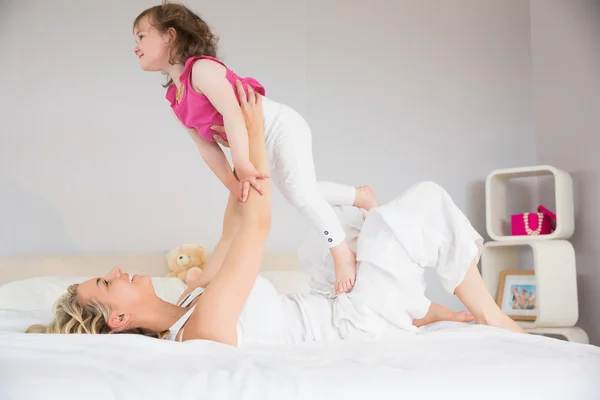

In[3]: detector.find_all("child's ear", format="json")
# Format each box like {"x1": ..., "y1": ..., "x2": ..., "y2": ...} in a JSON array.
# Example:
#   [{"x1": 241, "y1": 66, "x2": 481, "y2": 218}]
[
  {"x1": 165, "y1": 27, "x2": 177, "y2": 43},
  {"x1": 108, "y1": 312, "x2": 130, "y2": 331}
]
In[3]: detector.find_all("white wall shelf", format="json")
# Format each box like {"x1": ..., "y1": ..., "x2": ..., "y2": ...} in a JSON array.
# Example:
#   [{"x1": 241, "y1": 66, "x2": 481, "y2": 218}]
[
  {"x1": 480, "y1": 240, "x2": 578, "y2": 329},
  {"x1": 485, "y1": 165, "x2": 574, "y2": 241}
]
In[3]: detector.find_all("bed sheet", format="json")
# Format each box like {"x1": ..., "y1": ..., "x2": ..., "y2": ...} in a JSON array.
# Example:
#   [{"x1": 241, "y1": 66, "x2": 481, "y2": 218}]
[{"x1": 1, "y1": 310, "x2": 599, "y2": 400}]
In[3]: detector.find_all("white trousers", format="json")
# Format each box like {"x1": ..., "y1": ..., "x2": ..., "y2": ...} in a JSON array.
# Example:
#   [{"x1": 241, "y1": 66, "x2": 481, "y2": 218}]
[
  {"x1": 298, "y1": 181, "x2": 484, "y2": 339},
  {"x1": 262, "y1": 97, "x2": 355, "y2": 248}
]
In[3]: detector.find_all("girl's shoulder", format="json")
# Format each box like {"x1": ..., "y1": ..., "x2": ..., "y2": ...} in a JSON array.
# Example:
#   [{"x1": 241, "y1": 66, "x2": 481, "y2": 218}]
[{"x1": 183, "y1": 55, "x2": 228, "y2": 77}]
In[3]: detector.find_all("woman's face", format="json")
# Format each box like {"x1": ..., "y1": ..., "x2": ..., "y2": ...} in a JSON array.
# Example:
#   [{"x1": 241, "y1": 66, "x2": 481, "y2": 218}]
[{"x1": 77, "y1": 267, "x2": 155, "y2": 330}]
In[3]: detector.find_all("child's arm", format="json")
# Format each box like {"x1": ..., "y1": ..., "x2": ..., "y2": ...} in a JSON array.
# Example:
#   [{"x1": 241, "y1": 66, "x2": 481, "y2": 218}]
[
  {"x1": 172, "y1": 110, "x2": 241, "y2": 198},
  {"x1": 190, "y1": 59, "x2": 268, "y2": 199},
  {"x1": 187, "y1": 128, "x2": 238, "y2": 193}
]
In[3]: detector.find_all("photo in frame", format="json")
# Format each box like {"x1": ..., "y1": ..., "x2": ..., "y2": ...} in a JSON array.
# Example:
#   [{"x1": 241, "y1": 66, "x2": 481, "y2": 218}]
[{"x1": 496, "y1": 270, "x2": 537, "y2": 321}]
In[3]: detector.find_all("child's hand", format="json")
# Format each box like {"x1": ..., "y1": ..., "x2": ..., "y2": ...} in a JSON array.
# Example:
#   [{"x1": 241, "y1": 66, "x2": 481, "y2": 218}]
[{"x1": 235, "y1": 161, "x2": 269, "y2": 202}]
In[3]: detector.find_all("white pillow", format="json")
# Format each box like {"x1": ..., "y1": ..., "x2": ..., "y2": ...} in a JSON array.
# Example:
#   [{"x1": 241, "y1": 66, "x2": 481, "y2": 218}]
[
  {"x1": 0, "y1": 270, "x2": 310, "y2": 313},
  {"x1": 0, "y1": 276, "x2": 187, "y2": 312}
]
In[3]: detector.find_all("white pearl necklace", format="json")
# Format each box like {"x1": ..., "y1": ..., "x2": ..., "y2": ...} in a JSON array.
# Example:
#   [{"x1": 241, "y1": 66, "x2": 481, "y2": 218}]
[{"x1": 523, "y1": 212, "x2": 544, "y2": 235}]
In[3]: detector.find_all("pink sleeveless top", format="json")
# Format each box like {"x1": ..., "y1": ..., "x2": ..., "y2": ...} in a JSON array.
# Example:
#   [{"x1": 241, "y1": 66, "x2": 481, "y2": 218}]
[{"x1": 166, "y1": 56, "x2": 266, "y2": 142}]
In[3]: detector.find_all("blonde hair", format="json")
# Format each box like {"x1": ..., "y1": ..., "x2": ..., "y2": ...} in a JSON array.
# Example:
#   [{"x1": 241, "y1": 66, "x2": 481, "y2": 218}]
[{"x1": 25, "y1": 284, "x2": 169, "y2": 339}]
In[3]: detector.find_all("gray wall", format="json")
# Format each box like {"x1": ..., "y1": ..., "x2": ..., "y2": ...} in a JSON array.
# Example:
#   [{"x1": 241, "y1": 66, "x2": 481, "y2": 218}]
[
  {"x1": 0, "y1": 1, "x2": 535, "y2": 312},
  {"x1": 530, "y1": 0, "x2": 600, "y2": 344}
]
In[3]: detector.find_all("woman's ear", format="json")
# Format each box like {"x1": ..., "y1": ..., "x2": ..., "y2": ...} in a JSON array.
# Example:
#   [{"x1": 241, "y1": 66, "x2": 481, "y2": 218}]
[{"x1": 108, "y1": 312, "x2": 130, "y2": 331}]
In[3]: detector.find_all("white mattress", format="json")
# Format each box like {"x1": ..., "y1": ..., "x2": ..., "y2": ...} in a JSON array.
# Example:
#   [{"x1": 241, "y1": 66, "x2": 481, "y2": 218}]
[{"x1": 1, "y1": 309, "x2": 599, "y2": 400}]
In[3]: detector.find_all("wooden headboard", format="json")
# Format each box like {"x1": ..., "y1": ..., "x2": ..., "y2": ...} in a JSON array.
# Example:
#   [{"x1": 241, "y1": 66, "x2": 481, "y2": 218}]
[{"x1": 0, "y1": 252, "x2": 301, "y2": 286}]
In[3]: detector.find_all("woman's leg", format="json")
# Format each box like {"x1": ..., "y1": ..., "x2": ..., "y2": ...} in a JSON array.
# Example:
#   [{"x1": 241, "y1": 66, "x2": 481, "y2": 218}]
[
  {"x1": 356, "y1": 181, "x2": 526, "y2": 334},
  {"x1": 454, "y1": 260, "x2": 526, "y2": 333}
]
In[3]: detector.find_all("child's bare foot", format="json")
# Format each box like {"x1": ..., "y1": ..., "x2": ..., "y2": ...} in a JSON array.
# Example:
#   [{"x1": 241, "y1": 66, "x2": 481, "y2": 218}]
[
  {"x1": 331, "y1": 242, "x2": 357, "y2": 294},
  {"x1": 412, "y1": 303, "x2": 475, "y2": 327},
  {"x1": 479, "y1": 310, "x2": 527, "y2": 334},
  {"x1": 354, "y1": 186, "x2": 379, "y2": 211}
]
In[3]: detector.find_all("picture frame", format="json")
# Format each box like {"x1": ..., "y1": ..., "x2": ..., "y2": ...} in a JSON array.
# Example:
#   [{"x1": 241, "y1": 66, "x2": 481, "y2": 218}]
[{"x1": 496, "y1": 270, "x2": 537, "y2": 321}]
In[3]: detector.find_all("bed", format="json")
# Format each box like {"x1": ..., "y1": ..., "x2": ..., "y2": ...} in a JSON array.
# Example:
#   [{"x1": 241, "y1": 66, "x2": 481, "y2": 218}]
[{"x1": 1, "y1": 252, "x2": 599, "y2": 400}]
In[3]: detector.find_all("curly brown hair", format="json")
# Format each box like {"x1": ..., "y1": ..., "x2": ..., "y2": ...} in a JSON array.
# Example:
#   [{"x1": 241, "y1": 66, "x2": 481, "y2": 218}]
[{"x1": 133, "y1": 1, "x2": 219, "y2": 87}]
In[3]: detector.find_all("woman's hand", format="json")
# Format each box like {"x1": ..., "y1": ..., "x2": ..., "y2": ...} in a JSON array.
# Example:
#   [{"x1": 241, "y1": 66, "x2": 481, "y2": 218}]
[
  {"x1": 234, "y1": 160, "x2": 268, "y2": 202},
  {"x1": 211, "y1": 80, "x2": 265, "y2": 145},
  {"x1": 212, "y1": 133, "x2": 230, "y2": 147}
]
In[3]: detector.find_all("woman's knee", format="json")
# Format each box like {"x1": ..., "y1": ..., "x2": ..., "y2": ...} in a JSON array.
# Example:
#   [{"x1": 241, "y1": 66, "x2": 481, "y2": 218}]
[
  {"x1": 411, "y1": 181, "x2": 445, "y2": 195},
  {"x1": 403, "y1": 181, "x2": 449, "y2": 201}
]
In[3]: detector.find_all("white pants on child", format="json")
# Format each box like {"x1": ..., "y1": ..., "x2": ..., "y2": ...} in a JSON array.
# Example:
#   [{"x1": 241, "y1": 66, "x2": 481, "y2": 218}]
[
  {"x1": 262, "y1": 97, "x2": 354, "y2": 248},
  {"x1": 297, "y1": 181, "x2": 484, "y2": 340}
]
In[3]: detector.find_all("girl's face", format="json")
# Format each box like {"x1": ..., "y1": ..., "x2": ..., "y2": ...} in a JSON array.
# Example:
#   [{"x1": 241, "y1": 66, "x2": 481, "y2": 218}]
[{"x1": 133, "y1": 16, "x2": 173, "y2": 72}]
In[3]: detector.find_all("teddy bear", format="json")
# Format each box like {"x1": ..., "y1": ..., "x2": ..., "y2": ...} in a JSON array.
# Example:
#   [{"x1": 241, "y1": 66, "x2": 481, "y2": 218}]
[{"x1": 165, "y1": 244, "x2": 207, "y2": 285}]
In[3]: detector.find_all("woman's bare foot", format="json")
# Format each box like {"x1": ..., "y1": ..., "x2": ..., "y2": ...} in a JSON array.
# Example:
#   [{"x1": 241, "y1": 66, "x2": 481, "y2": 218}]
[
  {"x1": 354, "y1": 186, "x2": 379, "y2": 211},
  {"x1": 479, "y1": 310, "x2": 527, "y2": 334},
  {"x1": 330, "y1": 242, "x2": 357, "y2": 294},
  {"x1": 412, "y1": 303, "x2": 475, "y2": 327}
]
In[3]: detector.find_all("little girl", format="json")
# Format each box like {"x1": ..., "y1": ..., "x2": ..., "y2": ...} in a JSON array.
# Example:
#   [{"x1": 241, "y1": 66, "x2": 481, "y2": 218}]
[{"x1": 132, "y1": 2, "x2": 378, "y2": 294}]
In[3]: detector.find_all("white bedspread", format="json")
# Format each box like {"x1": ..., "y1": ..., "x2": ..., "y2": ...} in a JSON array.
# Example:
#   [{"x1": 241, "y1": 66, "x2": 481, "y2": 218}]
[{"x1": 1, "y1": 310, "x2": 599, "y2": 400}]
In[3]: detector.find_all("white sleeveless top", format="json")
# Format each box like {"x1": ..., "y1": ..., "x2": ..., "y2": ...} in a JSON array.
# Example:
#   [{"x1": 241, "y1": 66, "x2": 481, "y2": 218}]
[
  {"x1": 164, "y1": 277, "x2": 296, "y2": 347},
  {"x1": 164, "y1": 287, "x2": 205, "y2": 342},
  {"x1": 162, "y1": 274, "x2": 392, "y2": 346}
]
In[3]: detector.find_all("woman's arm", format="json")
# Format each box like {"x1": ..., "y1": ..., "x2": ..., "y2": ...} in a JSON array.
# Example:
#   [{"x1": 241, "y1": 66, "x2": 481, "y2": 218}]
[
  {"x1": 195, "y1": 191, "x2": 242, "y2": 286},
  {"x1": 175, "y1": 190, "x2": 242, "y2": 304},
  {"x1": 183, "y1": 81, "x2": 270, "y2": 346}
]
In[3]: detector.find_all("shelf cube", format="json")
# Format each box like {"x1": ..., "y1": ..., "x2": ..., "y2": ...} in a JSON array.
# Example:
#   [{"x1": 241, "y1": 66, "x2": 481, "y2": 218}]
[
  {"x1": 480, "y1": 240, "x2": 578, "y2": 329},
  {"x1": 485, "y1": 165, "x2": 574, "y2": 241}
]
